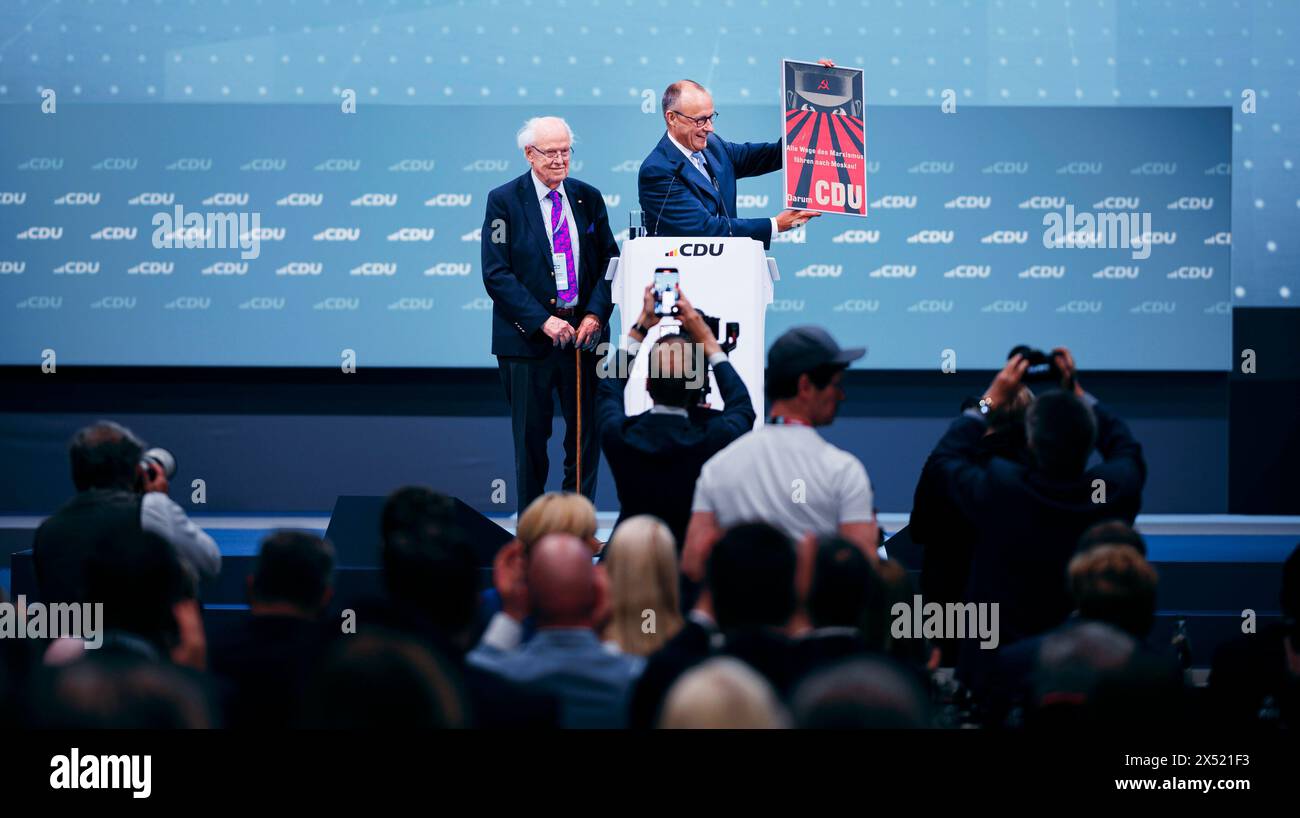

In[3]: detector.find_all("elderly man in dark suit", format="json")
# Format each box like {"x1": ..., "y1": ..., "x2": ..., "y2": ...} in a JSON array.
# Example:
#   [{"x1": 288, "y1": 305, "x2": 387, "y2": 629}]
[
  {"x1": 481, "y1": 116, "x2": 620, "y2": 515},
  {"x1": 595, "y1": 284, "x2": 755, "y2": 547}
]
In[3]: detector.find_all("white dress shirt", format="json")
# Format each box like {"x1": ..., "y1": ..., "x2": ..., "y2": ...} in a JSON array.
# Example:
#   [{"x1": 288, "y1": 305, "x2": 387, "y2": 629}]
[
  {"x1": 665, "y1": 132, "x2": 779, "y2": 238},
  {"x1": 530, "y1": 170, "x2": 580, "y2": 307}
]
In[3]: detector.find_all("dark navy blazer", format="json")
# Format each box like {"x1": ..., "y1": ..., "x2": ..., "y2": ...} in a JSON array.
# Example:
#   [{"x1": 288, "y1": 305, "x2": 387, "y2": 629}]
[
  {"x1": 480, "y1": 172, "x2": 619, "y2": 358},
  {"x1": 637, "y1": 132, "x2": 782, "y2": 248}
]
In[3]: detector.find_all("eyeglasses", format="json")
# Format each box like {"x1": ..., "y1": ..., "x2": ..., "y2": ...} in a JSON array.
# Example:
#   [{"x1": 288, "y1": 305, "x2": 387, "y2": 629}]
[
  {"x1": 670, "y1": 110, "x2": 719, "y2": 128},
  {"x1": 529, "y1": 145, "x2": 574, "y2": 161}
]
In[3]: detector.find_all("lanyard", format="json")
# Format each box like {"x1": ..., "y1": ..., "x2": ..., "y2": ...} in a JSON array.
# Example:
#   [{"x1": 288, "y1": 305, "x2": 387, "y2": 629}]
[{"x1": 769, "y1": 416, "x2": 811, "y2": 427}]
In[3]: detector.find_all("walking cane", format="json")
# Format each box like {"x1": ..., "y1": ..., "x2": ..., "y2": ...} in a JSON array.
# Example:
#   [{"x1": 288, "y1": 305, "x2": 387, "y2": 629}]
[{"x1": 575, "y1": 344, "x2": 582, "y2": 495}]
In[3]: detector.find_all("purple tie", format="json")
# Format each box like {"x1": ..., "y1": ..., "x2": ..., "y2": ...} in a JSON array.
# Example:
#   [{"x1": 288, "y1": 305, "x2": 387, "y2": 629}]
[{"x1": 547, "y1": 189, "x2": 578, "y2": 303}]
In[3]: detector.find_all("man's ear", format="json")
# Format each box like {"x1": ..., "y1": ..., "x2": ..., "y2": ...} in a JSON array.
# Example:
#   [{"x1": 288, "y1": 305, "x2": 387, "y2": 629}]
[{"x1": 797, "y1": 372, "x2": 813, "y2": 398}]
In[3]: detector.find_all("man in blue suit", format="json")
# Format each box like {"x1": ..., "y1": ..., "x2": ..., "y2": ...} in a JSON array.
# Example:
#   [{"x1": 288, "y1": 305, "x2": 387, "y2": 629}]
[
  {"x1": 638, "y1": 78, "x2": 823, "y2": 248},
  {"x1": 482, "y1": 116, "x2": 619, "y2": 515},
  {"x1": 468, "y1": 533, "x2": 644, "y2": 729}
]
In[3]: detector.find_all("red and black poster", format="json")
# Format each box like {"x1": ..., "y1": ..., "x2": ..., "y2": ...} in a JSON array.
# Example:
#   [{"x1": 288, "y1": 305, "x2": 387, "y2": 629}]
[{"x1": 782, "y1": 59, "x2": 868, "y2": 217}]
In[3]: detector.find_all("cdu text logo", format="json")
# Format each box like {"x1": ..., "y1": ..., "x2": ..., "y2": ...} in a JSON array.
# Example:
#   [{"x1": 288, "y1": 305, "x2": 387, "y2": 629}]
[
  {"x1": 425, "y1": 194, "x2": 473, "y2": 207},
  {"x1": 54, "y1": 262, "x2": 99, "y2": 275},
  {"x1": 389, "y1": 159, "x2": 436, "y2": 172},
  {"x1": 164, "y1": 158, "x2": 209, "y2": 172},
  {"x1": 981, "y1": 300, "x2": 1028, "y2": 313},
  {"x1": 351, "y1": 194, "x2": 398, "y2": 207},
  {"x1": 832, "y1": 229, "x2": 879, "y2": 244},
  {"x1": 424, "y1": 263, "x2": 471, "y2": 276},
  {"x1": 351, "y1": 263, "x2": 397, "y2": 277},
  {"x1": 868, "y1": 265, "x2": 916, "y2": 278},
  {"x1": 18, "y1": 158, "x2": 63, "y2": 171},
  {"x1": 53, "y1": 193, "x2": 100, "y2": 206},
  {"x1": 906, "y1": 230, "x2": 954, "y2": 245},
  {"x1": 277, "y1": 193, "x2": 323, "y2": 207},
  {"x1": 241, "y1": 159, "x2": 287, "y2": 172},
  {"x1": 129, "y1": 193, "x2": 176, "y2": 206},
  {"x1": 833, "y1": 299, "x2": 880, "y2": 313},
  {"x1": 388, "y1": 228, "x2": 436, "y2": 242},
  {"x1": 982, "y1": 162, "x2": 1028, "y2": 175},
  {"x1": 1056, "y1": 162, "x2": 1103, "y2": 175},
  {"x1": 1018, "y1": 266, "x2": 1065, "y2": 279},
  {"x1": 128, "y1": 262, "x2": 173, "y2": 275},
  {"x1": 794, "y1": 264, "x2": 842, "y2": 278},
  {"x1": 277, "y1": 262, "x2": 323, "y2": 276},
  {"x1": 908, "y1": 162, "x2": 954, "y2": 174},
  {"x1": 315, "y1": 159, "x2": 361, "y2": 172}
]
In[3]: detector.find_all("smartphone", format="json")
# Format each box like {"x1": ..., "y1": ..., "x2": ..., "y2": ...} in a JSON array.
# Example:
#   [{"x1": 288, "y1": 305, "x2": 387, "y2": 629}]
[{"x1": 653, "y1": 268, "x2": 680, "y2": 316}]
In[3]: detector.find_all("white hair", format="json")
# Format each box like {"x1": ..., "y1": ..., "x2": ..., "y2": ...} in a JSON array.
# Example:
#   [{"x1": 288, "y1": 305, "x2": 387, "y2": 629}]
[{"x1": 516, "y1": 116, "x2": 575, "y2": 151}]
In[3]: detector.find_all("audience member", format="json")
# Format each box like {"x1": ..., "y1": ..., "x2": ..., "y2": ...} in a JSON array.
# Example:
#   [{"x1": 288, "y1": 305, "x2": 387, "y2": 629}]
[
  {"x1": 300, "y1": 632, "x2": 468, "y2": 729},
  {"x1": 658, "y1": 657, "x2": 788, "y2": 729},
  {"x1": 33, "y1": 420, "x2": 220, "y2": 604},
  {"x1": 361, "y1": 486, "x2": 559, "y2": 728},
  {"x1": 858, "y1": 558, "x2": 939, "y2": 673},
  {"x1": 597, "y1": 285, "x2": 755, "y2": 546},
  {"x1": 477, "y1": 490, "x2": 602, "y2": 652},
  {"x1": 1067, "y1": 544, "x2": 1159, "y2": 640},
  {"x1": 1023, "y1": 621, "x2": 1185, "y2": 730},
  {"x1": 682, "y1": 326, "x2": 877, "y2": 581},
  {"x1": 469, "y1": 533, "x2": 644, "y2": 728},
  {"x1": 987, "y1": 543, "x2": 1166, "y2": 726},
  {"x1": 629, "y1": 522, "x2": 803, "y2": 728},
  {"x1": 601, "y1": 516, "x2": 685, "y2": 656},
  {"x1": 30, "y1": 652, "x2": 215, "y2": 729},
  {"x1": 793, "y1": 657, "x2": 934, "y2": 729},
  {"x1": 80, "y1": 528, "x2": 205, "y2": 669},
  {"x1": 795, "y1": 536, "x2": 881, "y2": 675},
  {"x1": 207, "y1": 531, "x2": 336, "y2": 728},
  {"x1": 515, "y1": 491, "x2": 600, "y2": 554},
  {"x1": 1077, "y1": 518, "x2": 1147, "y2": 556}
]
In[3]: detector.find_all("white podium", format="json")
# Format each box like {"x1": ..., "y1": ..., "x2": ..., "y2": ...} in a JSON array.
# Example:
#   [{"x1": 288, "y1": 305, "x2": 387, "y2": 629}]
[{"x1": 607, "y1": 236, "x2": 779, "y2": 428}]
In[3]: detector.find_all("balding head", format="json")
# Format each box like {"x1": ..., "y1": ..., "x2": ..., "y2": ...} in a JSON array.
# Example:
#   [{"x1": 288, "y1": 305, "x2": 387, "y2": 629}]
[
  {"x1": 662, "y1": 80, "x2": 715, "y2": 152},
  {"x1": 527, "y1": 533, "x2": 602, "y2": 628}
]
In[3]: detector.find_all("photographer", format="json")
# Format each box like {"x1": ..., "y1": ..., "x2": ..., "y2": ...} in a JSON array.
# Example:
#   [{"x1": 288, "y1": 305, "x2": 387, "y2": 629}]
[
  {"x1": 596, "y1": 284, "x2": 755, "y2": 548},
  {"x1": 910, "y1": 374, "x2": 1031, "y2": 665},
  {"x1": 33, "y1": 420, "x2": 221, "y2": 604},
  {"x1": 928, "y1": 349, "x2": 1146, "y2": 673}
]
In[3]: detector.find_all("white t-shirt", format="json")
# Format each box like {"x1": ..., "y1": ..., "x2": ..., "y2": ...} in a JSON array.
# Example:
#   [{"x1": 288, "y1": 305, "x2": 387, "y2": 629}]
[{"x1": 691, "y1": 424, "x2": 874, "y2": 542}]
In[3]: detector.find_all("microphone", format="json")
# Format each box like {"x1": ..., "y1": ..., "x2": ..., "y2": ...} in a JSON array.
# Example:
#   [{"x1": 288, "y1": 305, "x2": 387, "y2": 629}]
[
  {"x1": 699, "y1": 146, "x2": 734, "y2": 237},
  {"x1": 652, "y1": 165, "x2": 680, "y2": 238},
  {"x1": 712, "y1": 161, "x2": 734, "y2": 238}
]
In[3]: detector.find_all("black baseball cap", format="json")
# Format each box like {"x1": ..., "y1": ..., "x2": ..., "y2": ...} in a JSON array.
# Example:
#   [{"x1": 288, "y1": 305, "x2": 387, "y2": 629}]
[{"x1": 767, "y1": 326, "x2": 866, "y2": 380}]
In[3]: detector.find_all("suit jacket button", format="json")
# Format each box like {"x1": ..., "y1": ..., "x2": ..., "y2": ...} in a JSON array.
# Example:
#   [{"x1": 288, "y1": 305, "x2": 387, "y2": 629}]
[{"x1": 550, "y1": 298, "x2": 556, "y2": 304}]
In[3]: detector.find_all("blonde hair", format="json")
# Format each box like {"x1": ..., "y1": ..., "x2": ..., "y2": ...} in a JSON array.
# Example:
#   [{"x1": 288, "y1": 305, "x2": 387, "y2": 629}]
[
  {"x1": 602, "y1": 516, "x2": 683, "y2": 656},
  {"x1": 516, "y1": 492, "x2": 598, "y2": 553},
  {"x1": 659, "y1": 657, "x2": 788, "y2": 729}
]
